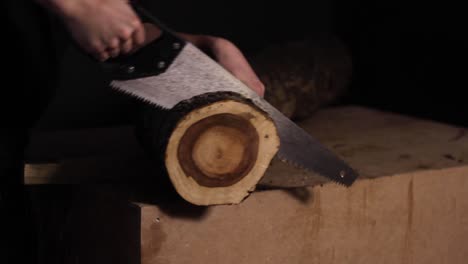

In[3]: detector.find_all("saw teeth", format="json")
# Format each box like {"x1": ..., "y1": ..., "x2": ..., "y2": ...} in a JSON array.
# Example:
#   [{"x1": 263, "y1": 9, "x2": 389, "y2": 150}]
[
  {"x1": 277, "y1": 154, "x2": 352, "y2": 187},
  {"x1": 109, "y1": 82, "x2": 171, "y2": 110}
]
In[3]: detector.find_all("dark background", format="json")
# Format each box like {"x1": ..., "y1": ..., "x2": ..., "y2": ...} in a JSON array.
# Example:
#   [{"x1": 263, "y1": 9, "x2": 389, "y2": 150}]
[
  {"x1": 37, "y1": 0, "x2": 467, "y2": 128},
  {"x1": 150, "y1": 0, "x2": 468, "y2": 126},
  {"x1": 3, "y1": 2, "x2": 465, "y2": 263}
]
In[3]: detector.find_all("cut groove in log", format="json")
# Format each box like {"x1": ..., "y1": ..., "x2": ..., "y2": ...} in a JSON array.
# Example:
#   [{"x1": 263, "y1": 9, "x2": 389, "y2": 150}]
[{"x1": 164, "y1": 96, "x2": 280, "y2": 205}]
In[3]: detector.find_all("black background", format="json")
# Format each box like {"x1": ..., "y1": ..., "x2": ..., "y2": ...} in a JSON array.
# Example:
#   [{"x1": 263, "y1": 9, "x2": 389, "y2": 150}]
[{"x1": 148, "y1": 0, "x2": 468, "y2": 126}]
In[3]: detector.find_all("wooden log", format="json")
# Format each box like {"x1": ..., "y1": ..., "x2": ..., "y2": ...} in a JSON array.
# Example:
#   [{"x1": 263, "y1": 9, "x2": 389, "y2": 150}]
[
  {"x1": 136, "y1": 92, "x2": 279, "y2": 205},
  {"x1": 26, "y1": 106, "x2": 468, "y2": 185},
  {"x1": 251, "y1": 34, "x2": 352, "y2": 121}
]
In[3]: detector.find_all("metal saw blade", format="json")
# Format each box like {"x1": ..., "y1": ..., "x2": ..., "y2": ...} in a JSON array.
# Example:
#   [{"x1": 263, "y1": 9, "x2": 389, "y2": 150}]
[
  {"x1": 110, "y1": 43, "x2": 256, "y2": 109},
  {"x1": 259, "y1": 102, "x2": 358, "y2": 186},
  {"x1": 259, "y1": 158, "x2": 330, "y2": 188},
  {"x1": 109, "y1": 43, "x2": 358, "y2": 186}
]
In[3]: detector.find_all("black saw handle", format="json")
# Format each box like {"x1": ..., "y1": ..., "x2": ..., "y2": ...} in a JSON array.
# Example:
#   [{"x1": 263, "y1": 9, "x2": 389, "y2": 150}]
[{"x1": 100, "y1": 3, "x2": 186, "y2": 80}]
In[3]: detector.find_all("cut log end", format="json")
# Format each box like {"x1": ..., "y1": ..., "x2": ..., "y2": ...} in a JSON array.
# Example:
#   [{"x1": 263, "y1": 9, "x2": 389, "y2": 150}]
[
  {"x1": 178, "y1": 113, "x2": 259, "y2": 187},
  {"x1": 166, "y1": 99, "x2": 280, "y2": 205}
]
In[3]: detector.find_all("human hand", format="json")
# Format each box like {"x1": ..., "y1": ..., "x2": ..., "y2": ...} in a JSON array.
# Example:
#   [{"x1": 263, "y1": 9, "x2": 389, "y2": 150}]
[
  {"x1": 178, "y1": 33, "x2": 265, "y2": 97},
  {"x1": 38, "y1": 0, "x2": 147, "y2": 61},
  {"x1": 210, "y1": 37, "x2": 266, "y2": 97}
]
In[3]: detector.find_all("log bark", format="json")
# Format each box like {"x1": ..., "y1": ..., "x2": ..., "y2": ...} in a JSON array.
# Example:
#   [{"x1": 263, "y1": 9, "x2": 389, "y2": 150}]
[
  {"x1": 251, "y1": 33, "x2": 352, "y2": 121},
  {"x1": 136, "y1": 92, "x2": 280, "y2": 205}
]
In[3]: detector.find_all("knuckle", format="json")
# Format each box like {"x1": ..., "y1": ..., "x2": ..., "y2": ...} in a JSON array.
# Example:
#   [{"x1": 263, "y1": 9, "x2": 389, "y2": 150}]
[
  {"x1": 131, "y1": 18, "x2": 142, "y2": 28},
  {"x1": 118, "y1": 27, "x2": 133, "y2": 39},
  {"x1": 108, "y1": 38, "x2": 119, "y2": 49}
]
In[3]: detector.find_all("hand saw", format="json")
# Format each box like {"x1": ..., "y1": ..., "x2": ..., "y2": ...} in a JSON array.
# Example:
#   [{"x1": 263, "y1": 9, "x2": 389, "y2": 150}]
[{"x1": 100, "y1": 3, "x2": 358, "y2": 187}]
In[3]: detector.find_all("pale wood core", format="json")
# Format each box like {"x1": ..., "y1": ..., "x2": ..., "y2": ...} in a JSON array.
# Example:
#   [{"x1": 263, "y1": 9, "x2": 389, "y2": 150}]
[{"x1": 178, "y1": 113, "x2": 259, "y2": 187}]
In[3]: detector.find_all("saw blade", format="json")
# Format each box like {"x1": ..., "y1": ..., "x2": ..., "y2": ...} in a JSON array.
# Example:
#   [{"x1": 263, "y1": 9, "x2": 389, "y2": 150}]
[
  {"x1": 258, "y1": 158, "x2": 330, "y2": 188},
  {"x1": 110, "y1": 43, "x2": 256, "y2": 109},
  {"x1": 109, "y1": 43, "x2": 358, "y2": 186},
  {"x1": 258, "y1": 100, "x2": 358, "y2": 186}
]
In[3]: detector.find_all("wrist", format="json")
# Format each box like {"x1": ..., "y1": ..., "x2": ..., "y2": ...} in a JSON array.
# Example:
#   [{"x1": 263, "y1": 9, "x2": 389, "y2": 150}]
[{"x1": 177, "y1": 33, "x2": 221, "y2": 50}]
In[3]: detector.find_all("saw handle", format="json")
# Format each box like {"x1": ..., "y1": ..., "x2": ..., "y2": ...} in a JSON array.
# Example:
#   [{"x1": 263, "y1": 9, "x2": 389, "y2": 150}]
[{"x1": 100, "y1": 2, "x2": 186, "y2": 80}]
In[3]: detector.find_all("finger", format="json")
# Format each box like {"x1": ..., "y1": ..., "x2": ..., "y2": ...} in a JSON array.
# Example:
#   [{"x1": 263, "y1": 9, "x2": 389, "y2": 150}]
[
  {"x1": 107, "y1": 47, "x2": 121, "y2": 58},
  {"x1": 114, "y1": 6, "x2": 142, "y2": 43},
  {"x1": 98, "y1": 51, "x2": 110, "y2": 62},
  {"x1": 107, "y1": 37, "x2": 120, "y2": 50},
  {"x1": 104, "y1": 37, "x2": 121, "y2": 58},
  {"x1": 120, "y1": 38, "x2": 134, "y2": 54},
  {"x1": 238, "y1": 76, "x2": 265, "y2": 97},
  {"x1": 132, "y1": 23, "x2": 146, "y2": 47},
  {"x1": 142, "y1": 23, "x2": 162, "y2": 46},
  {"x1": 89, "y1": 40, "x2": 105, "y2": 56},
  {"x1": 250, "y1": 80, "x2": 266, "y2": 97},
  {"x1": 233, "y1": 71, "x2": 265, "y2": 97},
  {"x1": 117, "y1": 25, "x2": 134, "y2": 41}
]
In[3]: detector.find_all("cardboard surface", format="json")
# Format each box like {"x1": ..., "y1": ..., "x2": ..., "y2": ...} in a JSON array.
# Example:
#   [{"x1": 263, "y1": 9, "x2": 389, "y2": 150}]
[
  {"x1": 26, "y1": 107, "x2": 468, "y2": 263},
  {"x1": 139, "y1": 166, "x2": 468, "y2": 264}
]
